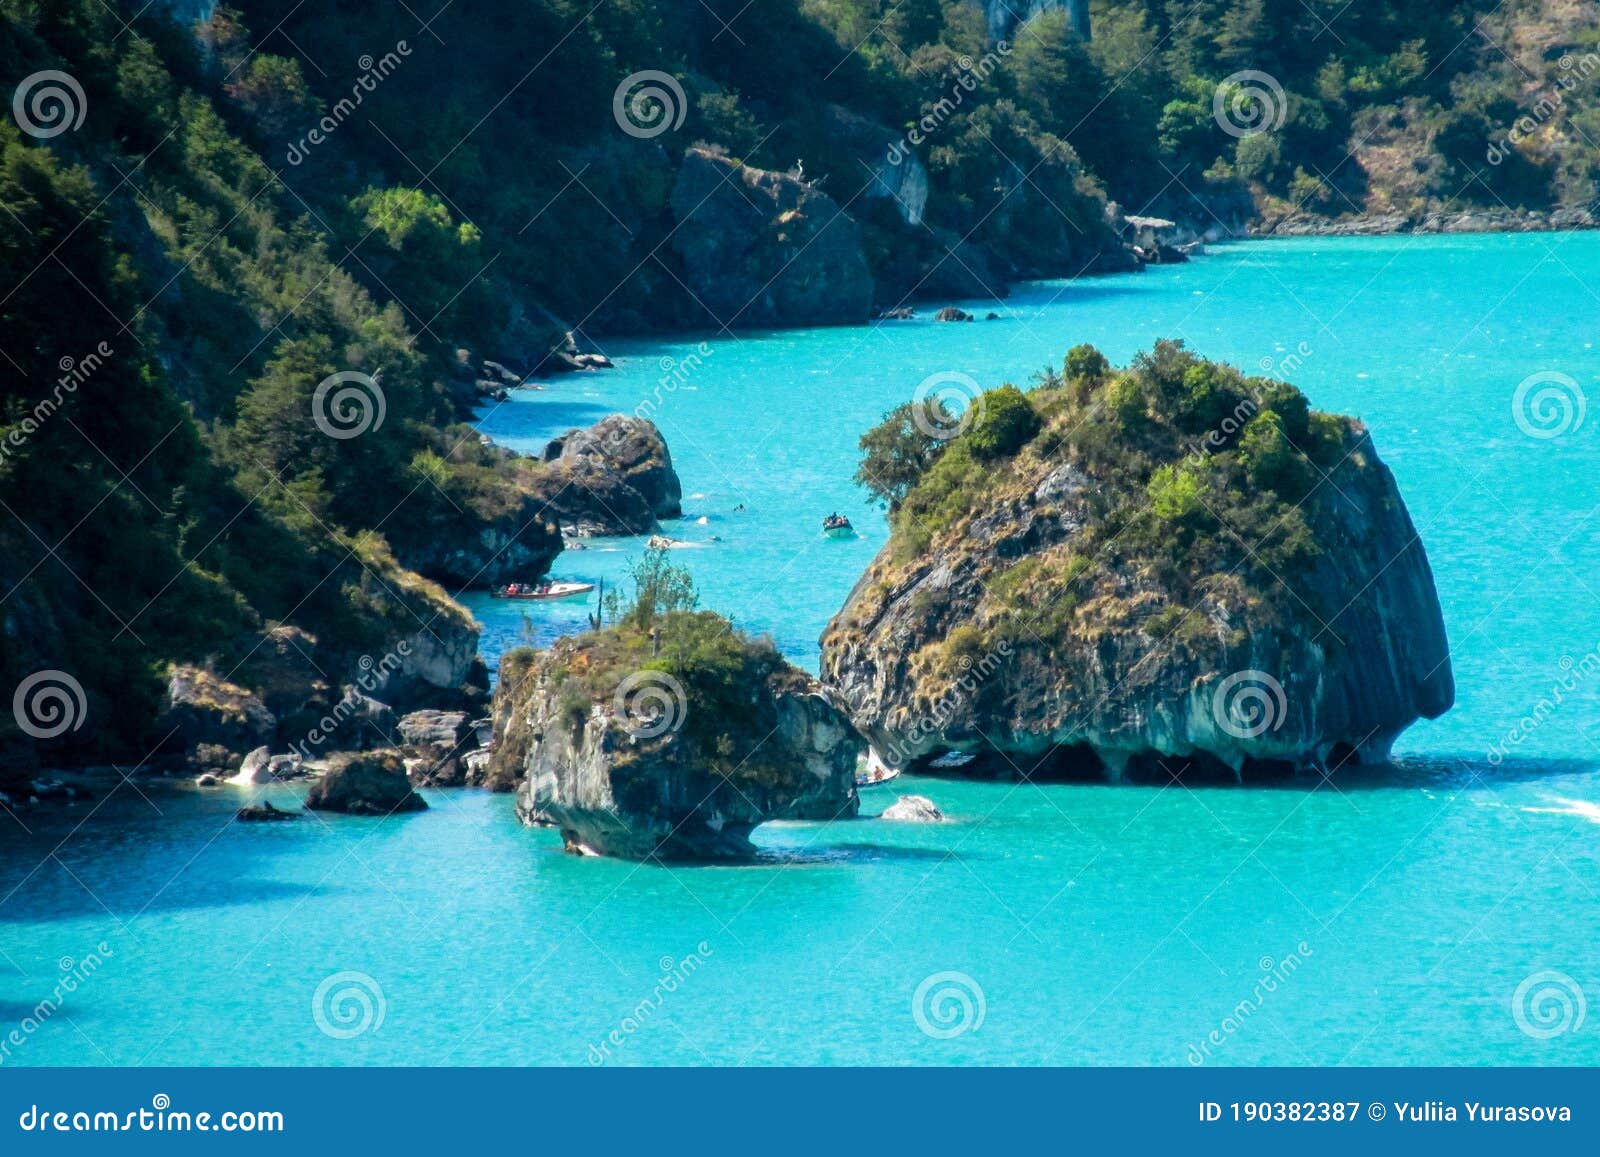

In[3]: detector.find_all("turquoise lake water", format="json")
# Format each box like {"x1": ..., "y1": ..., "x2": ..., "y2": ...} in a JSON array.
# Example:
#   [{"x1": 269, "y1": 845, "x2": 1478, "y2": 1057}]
[{"x1": 4, "y1": 233, "x2": 1600, "y2": 1065}]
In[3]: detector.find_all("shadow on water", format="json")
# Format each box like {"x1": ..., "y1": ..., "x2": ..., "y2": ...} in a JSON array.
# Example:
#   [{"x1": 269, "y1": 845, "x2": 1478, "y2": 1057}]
[
  {"x1": 480, "y1": 396, "x2": 613, "y2": 436},
  {"x1": 749, "y1": 840, "x2": 958, "y2": 868},
  {"x1": 899, "y1": 753, "x2": 1598, "y2": 794},
  {"x1": 0, "y1": 783, "x2": 357, "y2": 924},
  {"x1": 0, "y1": 866, "x2": 342, "y2": 926},
  {"x1": 1291, "y1": 754, "x2": 1600, "y2": 792},
  {"x1": 1126, "y1": 754, "x2": 1600, "y2": 793}
]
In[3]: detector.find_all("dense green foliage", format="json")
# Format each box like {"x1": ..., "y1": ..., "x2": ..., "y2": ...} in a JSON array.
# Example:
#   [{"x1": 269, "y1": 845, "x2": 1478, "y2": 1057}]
[
  {"x1": 503, "y1": 550, "x2": 807, "y2": 782},
  {"x1": 862, "y1": 340, "x2": 1354, "y2": 648},
  {"x1": 0, "y1": 1, "x2": 520, "y2": 765}
]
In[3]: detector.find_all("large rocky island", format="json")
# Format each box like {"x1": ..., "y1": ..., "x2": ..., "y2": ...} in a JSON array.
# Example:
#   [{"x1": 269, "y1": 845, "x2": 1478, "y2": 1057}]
[{"x1": 822, "y1": 342, "x2": 1454, "y2": 782}]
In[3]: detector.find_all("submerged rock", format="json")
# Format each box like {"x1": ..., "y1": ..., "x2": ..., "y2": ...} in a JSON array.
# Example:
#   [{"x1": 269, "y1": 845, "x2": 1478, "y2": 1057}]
[
  {"x1": 304, "y1": 750, "x2": 428, "y2": 816},
  {"x1": 822, "y1": 342, "x2": 1454, "y2": 783},
  {"x1": 880, "y1": 794, "x2": 945, "y2": 822},
  {"x1": 491, "y1": 611, "x2": 861, "y2": 860},
  {"x1": 236, "y1": 800, "x2": 300, "y2": 823}
]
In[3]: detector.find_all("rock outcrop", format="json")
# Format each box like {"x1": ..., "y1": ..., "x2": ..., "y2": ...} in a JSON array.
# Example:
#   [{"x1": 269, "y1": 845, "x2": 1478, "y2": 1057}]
[
  {"x1": 157, "y1": 666, "x2": 276, "y2": 756},
  {"x1": 540, "y1": 415, "x2": 683, "y2": 535},
  {"x1": 304, "y1": 750, "x2": 428, "y2": 815},
  {"x1": 390, "y1": 454, "x2": 565, "y2": 590},
  {"x1": 822, "y1": 342, "x2": 1453, "y2": 783},
  {"x1": 397, "y1": 709, "x2": 478, "y2": 786},
  {"x1": 491, "y1": 611, "x2": 861, "y2": 859},
  {"x1": 881, "y1": 794, "x2": 945, "y2": 822},
  {"x1": 669, "y1": 147, "x2": 874, "y2": 328},
  {"x1": 826, "y1": 105, "x2": 928, "y2": 227}
]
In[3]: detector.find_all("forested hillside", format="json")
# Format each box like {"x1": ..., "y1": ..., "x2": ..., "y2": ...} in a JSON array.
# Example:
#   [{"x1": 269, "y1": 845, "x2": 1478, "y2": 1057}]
[{"x1": 1, "y1": 0, "x2": 1593, "y2": 779}]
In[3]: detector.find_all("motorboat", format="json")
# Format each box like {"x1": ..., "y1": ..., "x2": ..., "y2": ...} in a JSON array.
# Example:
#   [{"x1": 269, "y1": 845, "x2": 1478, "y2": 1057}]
[{"x1": 490, "y1": 581, "x2": 595, "y2": 600}]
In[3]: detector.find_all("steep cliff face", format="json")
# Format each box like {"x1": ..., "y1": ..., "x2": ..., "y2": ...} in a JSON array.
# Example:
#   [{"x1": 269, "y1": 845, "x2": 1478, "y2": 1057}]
[
  {"x1": 491, "y1": 612, "x2": 861, "y2": 859},
  {"x1": 669, "y1": 148, "x2": 875, "y2": 328},
  {"x1": 826, "y1": 106, "x2": 929, "y2": 227},
  {"x1": 821, "y1": 343, "x2": 1453, "y2": 782}
]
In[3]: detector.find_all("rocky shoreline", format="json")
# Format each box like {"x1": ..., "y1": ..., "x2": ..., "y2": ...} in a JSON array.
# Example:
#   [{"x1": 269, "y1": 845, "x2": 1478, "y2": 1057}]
[{"x1": 1252, "y1": 206, "x2": 1597, "y2": 238}]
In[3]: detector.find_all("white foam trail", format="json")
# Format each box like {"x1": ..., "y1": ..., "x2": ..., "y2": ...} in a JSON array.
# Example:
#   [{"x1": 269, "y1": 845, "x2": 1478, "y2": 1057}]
[{"x1": 1523, "y1": 796, "x2": 1600, "y2": 825}]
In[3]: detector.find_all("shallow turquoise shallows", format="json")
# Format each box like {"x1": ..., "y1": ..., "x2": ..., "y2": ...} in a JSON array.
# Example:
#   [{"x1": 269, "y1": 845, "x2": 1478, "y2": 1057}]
[{"x1": 6, "y1": 234, "x2": 1600, "y2": 1066}]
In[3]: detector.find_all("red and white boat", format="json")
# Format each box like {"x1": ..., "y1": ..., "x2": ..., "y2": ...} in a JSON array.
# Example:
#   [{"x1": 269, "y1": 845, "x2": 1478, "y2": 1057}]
[{"x1": 490, "y1": 581, "x2": 595, "y2": 600}]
